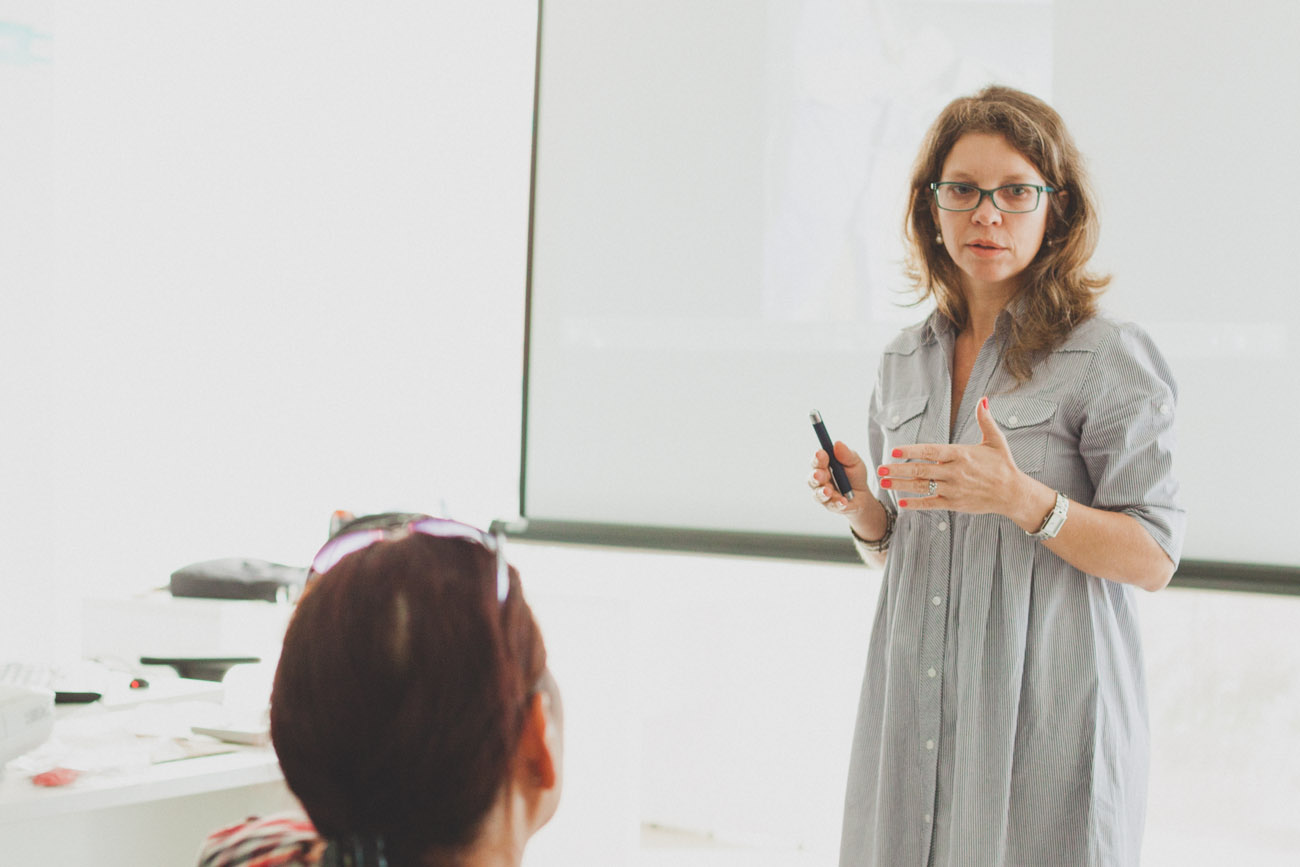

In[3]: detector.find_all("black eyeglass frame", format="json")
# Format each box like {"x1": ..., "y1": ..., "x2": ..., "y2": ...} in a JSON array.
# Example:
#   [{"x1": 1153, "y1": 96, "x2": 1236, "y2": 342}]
[{"x1": 929, "y1": 181, "x2": 1057, "y2": 214}]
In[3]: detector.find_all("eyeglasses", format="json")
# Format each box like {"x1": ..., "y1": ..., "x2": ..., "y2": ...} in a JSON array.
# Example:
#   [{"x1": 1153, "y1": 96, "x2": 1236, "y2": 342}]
[
  {"x1": 309, "y1": 516, "x2": 510, "y2": 603},
  {"x1": 930, "y1": 181, "x2": 1056, "y2": 214}
]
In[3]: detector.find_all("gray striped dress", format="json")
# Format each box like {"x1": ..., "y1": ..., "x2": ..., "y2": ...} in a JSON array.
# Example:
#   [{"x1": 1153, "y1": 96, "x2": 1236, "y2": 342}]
[{"x1": 839, "y1": 309, "x2": 1185, "y2": 867}]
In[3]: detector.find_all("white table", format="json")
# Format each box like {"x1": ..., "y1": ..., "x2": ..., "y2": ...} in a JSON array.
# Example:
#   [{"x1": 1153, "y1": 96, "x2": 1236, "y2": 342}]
[{"x1": 0, "y1": 692, "x2": 298, "y2": 866}]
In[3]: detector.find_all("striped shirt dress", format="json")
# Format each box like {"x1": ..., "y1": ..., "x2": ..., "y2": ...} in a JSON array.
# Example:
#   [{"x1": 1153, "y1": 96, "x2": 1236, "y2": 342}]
[{"x1": 839, "y1": 310, "x2": 1186, "y2": 867}]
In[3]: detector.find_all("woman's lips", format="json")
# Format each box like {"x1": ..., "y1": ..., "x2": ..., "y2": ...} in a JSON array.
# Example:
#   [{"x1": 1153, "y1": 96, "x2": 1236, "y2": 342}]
[{"x1": 968, "y1": 240, "x2": 1006, "y2": 258}]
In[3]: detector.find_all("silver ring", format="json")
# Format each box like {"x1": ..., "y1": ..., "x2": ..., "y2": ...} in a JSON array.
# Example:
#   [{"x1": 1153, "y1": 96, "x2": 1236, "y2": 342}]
[{"x1": 927, "y1": 479, "x2": 938, "y2": 496}]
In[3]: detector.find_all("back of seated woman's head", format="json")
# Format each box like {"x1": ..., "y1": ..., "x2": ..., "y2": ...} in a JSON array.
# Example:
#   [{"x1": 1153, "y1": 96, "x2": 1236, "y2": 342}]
[{"x1": 270, "y1": 517, "x2": 557, "y2": 865}]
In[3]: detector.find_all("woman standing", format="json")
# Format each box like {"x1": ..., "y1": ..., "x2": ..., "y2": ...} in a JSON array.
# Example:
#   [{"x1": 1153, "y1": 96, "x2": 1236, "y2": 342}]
[{"x1": 809, "y1": 86, "x2": 1184, "y2": 866}]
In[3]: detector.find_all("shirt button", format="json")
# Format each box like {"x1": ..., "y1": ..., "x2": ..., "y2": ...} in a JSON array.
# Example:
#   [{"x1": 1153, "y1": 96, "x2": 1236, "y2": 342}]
[
  {"x1": 924, "y1": 814, "x2": 932, "y2": 824},
  {"x1": 891, "y1": 414, "x2": 901, "y2": 424},
  {"x1": 1008, "y1": 414, "x2": 1019, "y2": 425},
  {"x1": 927, "y1": 667, "x2": 937, "y2": 678},
  {"x1": 926, "y1": 739, "x2": 934, "y2": 750},
  {"x1": 938, "y1": 520, "x2": 948, "y2": 532},
  {"x1": 932, "y1": 595, "x2": 942, "y2": 606},
  {"x1": 1159, "y1": 403, "x2": 1171, "y2": 415}
]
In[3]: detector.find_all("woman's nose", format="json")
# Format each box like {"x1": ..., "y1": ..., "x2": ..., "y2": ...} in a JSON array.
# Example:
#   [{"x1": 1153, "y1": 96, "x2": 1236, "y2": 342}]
[{"x1": 972, "y1": 194, "x2": 1002, "y2": 224}]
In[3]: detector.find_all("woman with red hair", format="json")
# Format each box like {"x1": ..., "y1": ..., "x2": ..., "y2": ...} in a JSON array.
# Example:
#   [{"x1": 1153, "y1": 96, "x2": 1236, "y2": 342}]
[{"x1": 197, "y1": 514, "x2": 562, "y2": 867}]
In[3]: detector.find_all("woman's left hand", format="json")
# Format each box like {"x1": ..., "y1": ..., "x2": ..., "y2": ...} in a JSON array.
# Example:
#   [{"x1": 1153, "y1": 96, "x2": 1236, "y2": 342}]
[
  {"x1": 881, "y1": 395, "x2": 1177, "y2": 590},
  {"x1": 879, "y1": 396, "x2": 1031, "y2": 517}
]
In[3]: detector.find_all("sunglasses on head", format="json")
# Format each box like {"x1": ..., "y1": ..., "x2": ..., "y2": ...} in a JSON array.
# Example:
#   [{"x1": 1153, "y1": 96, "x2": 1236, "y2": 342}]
[{"x1": 308, "y1": 515, "x2": 510, "y2": 603}]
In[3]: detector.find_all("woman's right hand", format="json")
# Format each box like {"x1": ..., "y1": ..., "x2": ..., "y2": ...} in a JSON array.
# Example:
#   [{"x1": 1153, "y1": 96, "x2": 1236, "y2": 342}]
[
  {"x1": 808, "y1": 441, "x2": 891, "y2": 546},
  {"x1": 808, "y1": 440, "x2": 871, "y2": 514}
]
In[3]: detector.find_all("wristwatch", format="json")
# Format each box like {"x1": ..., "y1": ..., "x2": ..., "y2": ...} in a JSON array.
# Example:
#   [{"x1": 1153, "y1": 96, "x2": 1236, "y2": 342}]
[{"x1": 1026, "y1": 491, "x2": 1069, "y2": 540}]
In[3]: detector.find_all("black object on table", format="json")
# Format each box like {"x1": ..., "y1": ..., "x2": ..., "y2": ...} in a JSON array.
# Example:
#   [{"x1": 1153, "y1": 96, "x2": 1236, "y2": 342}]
[{"x1": 139, "y1": 656, "x2": 262, "y2": 682}]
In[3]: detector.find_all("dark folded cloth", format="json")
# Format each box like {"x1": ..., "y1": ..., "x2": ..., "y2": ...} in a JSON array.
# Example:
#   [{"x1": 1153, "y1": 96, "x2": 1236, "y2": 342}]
[{"x1": 170, "y1": 558, "x2": 307, "y2": 602}]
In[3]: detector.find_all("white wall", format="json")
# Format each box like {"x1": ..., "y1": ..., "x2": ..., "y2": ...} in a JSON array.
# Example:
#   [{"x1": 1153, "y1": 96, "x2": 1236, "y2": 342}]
[
  {"x1": 0, "y1": 2, "x2": 536, "y2": 661},
  {"x1": 513, "y1": 541, "x2": 875, "y2": 862}
]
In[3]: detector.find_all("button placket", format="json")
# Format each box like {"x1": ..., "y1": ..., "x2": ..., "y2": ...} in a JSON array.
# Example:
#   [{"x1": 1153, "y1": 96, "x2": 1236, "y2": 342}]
[
  {"x1": 917, "y1": 519, "x2": 950, "y2": 833},
  {"x1": 911, "y1": 362, "x2": 955, "y2": 854}
]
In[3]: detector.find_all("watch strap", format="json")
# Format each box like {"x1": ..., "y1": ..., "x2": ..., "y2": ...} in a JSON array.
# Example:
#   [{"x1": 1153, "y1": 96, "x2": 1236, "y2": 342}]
[{"x1": 1026, "y1": 491, "x2": 1069, "y2": 540}]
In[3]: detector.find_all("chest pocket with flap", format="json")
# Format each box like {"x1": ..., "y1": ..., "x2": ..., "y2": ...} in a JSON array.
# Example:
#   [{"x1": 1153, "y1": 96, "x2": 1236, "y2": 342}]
[
  {"x1": 989, "y1": 396, "x2": 1056, "y2": 474},
  {"x1": 878, "y1": 396, "x2": 929, "y2": 459}
]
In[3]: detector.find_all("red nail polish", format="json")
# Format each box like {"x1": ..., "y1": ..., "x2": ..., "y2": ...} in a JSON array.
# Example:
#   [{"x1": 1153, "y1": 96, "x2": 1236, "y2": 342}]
[
  {"x1": 899, "y1": 500, "x2": 909, "y2": 508},
  {"x1": 881, "y1": 479, "x2": 892, "y2": 488},
  {"x1": 891, "y1": 448, "x2": 903, "y2": 458},
  {"x1": 878, "y1": 466, "x2": 889, "y2": 476},
  {"x1": 981, "y1": 396, "x2": 988, "y2": 411}
]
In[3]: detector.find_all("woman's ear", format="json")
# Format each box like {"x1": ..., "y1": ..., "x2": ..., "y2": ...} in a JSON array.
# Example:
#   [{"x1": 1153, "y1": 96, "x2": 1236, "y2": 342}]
[
  {"x1": 1043, "y1": 189, "x2": 1070, "y2": 247},
  {"x1": 1052, "y1": 188, "x2": 1071, "y2": 224},
  {"x1": 514, "y1": 690, "x2": 559, "y2": 790}
]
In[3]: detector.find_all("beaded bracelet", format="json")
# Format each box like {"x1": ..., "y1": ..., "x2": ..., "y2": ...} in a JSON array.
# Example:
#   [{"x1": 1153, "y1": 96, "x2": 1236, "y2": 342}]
[{"x1": 850, "y1": 508, "x2": 895, "y2": 553}]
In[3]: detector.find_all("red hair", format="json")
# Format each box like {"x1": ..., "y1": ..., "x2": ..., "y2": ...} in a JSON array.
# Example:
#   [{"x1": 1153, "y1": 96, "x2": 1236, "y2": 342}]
[{"x1": 270, "y1": 533, "x2": 546, "y2": 863}]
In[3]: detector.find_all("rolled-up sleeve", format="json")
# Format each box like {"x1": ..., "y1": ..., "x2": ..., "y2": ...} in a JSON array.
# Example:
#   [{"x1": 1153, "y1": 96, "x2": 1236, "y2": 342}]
[
  {"x1": 854, "y1": 363, "x2": 898, "y2": 565},
  {"x1": 1076, "y1": 323, "x2": 1187, "y2": 564}
]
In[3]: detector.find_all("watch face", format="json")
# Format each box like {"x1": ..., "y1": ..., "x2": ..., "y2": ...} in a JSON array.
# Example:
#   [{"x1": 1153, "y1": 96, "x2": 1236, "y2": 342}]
[
  {"x1": 1029, "y1": 492, "x2": 1068, "y2": 539},
  {"x1": 1045, "y1": 493, "x2": 1068, "y2": 536}
]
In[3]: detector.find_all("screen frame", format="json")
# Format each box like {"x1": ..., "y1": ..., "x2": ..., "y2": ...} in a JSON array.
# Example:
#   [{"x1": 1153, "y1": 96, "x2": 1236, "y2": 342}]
[{"x1": 514, "y1": 0, "x2": 1300, "y2": 598}]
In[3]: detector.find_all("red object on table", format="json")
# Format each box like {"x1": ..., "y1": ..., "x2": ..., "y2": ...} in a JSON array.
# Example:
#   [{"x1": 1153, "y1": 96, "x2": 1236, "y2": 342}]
[{"x1": 32, "y1": 767, "x2": 81, "y2": 787}]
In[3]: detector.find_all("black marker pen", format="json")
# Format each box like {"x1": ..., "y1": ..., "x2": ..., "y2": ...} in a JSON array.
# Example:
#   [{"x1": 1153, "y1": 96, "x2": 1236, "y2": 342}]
[{"x1": 810, "y1": 410, "x2": 853, "y2": 501}]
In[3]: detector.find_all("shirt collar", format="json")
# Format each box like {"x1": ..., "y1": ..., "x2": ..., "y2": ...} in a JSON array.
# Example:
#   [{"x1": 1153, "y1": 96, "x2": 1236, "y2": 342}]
[
  {"x1": 923, "y1": 294, "x2": 1028, "y2": 344},
  {"x1": 922, "y1": 309, "x2": 956, "y2": 343}
]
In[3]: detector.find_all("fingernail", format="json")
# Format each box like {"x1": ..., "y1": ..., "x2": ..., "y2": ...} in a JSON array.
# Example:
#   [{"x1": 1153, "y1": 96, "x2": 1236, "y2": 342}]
[
  {"x1": 833, "y1": 501, "x2": 846, "y2": 511},
  {"x1": 981, "y1": 396, "x2": 988, "y2": 411},
  {"x1": 891, "y1": 448, "x2": 903, "y2": 458},
  {"x1": 878, "y1": 466, "x2": 889, "y2": 476},
  {"x1": 880, "y1": 479, "x2": 892, "y2": 488},
  {"x1": 899, "y1": 499, "x2": 909, "y2": 508}
]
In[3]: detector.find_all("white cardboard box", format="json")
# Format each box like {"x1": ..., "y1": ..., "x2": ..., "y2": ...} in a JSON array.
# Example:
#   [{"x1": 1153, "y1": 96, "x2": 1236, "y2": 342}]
[{"x1": 81, "y1": 592, "x2": 293, "y2": 671}]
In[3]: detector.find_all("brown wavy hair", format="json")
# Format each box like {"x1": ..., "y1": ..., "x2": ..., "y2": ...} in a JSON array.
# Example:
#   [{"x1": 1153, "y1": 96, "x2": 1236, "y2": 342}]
[
  {"x1": 903, "y1": 85, "x2": 1110, "y2": 381},
  {"x1": 272, "y1": 528, "x2": 546, "y2": 865}
]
